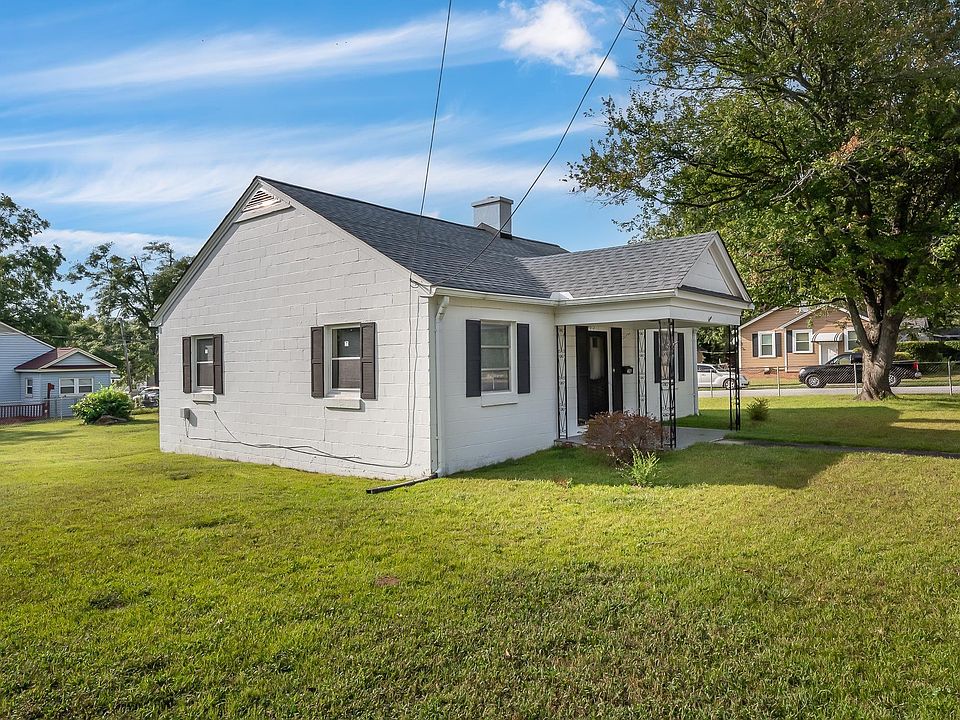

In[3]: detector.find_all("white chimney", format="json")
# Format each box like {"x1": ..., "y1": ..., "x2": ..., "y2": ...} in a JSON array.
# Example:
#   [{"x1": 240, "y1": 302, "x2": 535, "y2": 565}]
[{"x1": 472, "y1": 196, "x2": 513, "y2": 236}]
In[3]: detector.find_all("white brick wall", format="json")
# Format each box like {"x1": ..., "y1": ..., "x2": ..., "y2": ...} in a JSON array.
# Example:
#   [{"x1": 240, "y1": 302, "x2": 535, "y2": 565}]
[
  {"x1": 437, "y1": 297, "x2": 561, "y2": 474},
  {"x1": 158, "y1": 205, "x2": 433, "y2": 480}
]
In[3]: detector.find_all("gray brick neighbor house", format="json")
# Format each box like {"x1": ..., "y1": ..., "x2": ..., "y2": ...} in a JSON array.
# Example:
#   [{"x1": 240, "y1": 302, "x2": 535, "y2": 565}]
[{"x1": 152, "y1": 178, "x2": 752, "y2": 479}]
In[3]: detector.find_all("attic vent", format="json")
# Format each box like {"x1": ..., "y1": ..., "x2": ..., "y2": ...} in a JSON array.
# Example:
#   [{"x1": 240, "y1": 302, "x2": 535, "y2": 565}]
[{"x1": 242, "y1": 189, "x2": 281, "y2": 213}]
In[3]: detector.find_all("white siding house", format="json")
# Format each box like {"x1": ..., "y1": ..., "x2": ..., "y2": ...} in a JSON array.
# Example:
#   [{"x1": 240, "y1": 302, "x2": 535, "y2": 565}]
[{"x1": 153, "y1": 178, "x2": 752, "y2": 479}]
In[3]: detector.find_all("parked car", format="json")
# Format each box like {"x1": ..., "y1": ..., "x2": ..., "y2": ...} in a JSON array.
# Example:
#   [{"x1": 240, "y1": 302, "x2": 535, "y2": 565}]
[
  {"x1": 697, "y1": 363, "x2": 750, "y2": 389},
  {"x1": 797, "y1": 353, "x2": 921, "y2": 388},
  {"x1": 140, "y1": 386, "x2": 160, "y2": 407}
]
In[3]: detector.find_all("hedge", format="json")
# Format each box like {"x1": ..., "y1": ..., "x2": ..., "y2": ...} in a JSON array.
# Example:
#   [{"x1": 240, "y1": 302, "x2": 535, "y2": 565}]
[{"x1": 896, "y1": 340, "x2": 960, "y2": 362}]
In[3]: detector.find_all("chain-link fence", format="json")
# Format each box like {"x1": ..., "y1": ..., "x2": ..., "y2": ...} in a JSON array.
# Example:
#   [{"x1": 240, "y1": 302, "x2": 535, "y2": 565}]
[{"x1": 701, "y1": 361, "x2": 958, "y2": 396}]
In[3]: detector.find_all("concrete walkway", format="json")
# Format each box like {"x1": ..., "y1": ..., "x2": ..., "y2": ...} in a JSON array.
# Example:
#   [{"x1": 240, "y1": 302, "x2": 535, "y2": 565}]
[{"x1": 676, "y1": 427, "x2": 727, "y2": 449}]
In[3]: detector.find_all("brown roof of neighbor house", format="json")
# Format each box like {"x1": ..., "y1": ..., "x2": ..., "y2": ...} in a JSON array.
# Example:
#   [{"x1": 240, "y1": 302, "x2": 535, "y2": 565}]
[{"x1": 14, "y1": 347, "x2": 115, "y2": 371}]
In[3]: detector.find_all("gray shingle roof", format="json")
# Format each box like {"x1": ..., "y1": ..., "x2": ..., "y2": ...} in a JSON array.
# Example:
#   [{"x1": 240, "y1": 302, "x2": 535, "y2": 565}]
[
  {"x1": 264, "y1": 178, "x2": 725, "y2": 300},
  {"x1": 519, "y1": 233, "x2": 718, "y2": 299}
]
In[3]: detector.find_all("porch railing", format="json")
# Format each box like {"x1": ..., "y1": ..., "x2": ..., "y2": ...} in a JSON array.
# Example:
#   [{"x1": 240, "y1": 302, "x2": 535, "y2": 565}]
[{"x1": 0, "y1": 400, "x2": 50, "y2": 424}]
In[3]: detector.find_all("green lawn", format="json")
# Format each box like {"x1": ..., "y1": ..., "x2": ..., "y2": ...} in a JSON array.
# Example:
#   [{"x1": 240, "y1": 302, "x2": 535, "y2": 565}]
[
  {"x1": 683, "y1": 394, "x2": 960, "y2": 453},
  {"x1": 3, "y1": 417, "x2": 960, "y2": 717}
]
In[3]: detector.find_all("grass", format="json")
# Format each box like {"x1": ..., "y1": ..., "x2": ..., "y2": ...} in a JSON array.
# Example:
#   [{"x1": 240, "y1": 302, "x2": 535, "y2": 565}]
[
  {"x1": 682, "y1": 394, "x2": 960, "y2": 453},
  {"x1": 3, "y1": 417, "x2": 960, "y2": 717}
]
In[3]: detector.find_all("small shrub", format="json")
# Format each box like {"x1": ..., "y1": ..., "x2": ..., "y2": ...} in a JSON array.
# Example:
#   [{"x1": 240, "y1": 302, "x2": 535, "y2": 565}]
[
  {"x1": 583, "y1": 411, "x2": 663, "y2": 462},
  {"x1": 747, "y1": 397, "x2": 770, "y2": 422},
  {"x1": 621, "y1": 446, "x2": 660, "y2": 486},
  {"x1": 73, "y1": 387, "x2": 134, "y2": 424}
]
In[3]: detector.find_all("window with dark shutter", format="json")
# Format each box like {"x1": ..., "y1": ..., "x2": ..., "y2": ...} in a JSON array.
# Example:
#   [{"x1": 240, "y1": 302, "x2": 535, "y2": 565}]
[
  {"x1": 360, "y1": 322, "x2": 377, "y2": 400},
  {"x1": 332, "y1": 327, "x2": 361, "y2": 389},
  {"x1": 213, "y1": 334, "x2": 224, "y2": 395},
  {"x1": 775, "y1": 332, "x2": 783, "y2": 357},
  {"x1": 465, "y1": 320, "x2": 481, "y2": 397},
  {"x1": 517, "y1": 323, "x2": 530, "y2": 394},
  {"x1": 310, "y1": 327, "x2": 324, "y2": 397},
  {"x1": 752, "y1": 333, "x2": 760, "y2": 357},
  {"x1": 182, "y1": 337, "x2": 192, "y2": 393}
]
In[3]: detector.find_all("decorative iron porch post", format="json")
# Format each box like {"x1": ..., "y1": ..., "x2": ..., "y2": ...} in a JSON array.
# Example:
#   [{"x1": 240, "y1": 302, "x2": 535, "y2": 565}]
[{"x1": 556, "y1": 326, "x2": 568, "y2": 439}]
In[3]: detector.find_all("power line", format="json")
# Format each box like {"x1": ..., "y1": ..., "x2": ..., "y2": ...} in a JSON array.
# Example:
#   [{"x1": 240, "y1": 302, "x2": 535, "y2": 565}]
[
  {"x1": 411, "y1": 0, "x2": 453, "y2": 268},
  {"x1": 393, "y1": 0, "x2": 454, "y2": 471},
  {"x1": 431, "y1": 0, "x2": 639, "y2": 288}
]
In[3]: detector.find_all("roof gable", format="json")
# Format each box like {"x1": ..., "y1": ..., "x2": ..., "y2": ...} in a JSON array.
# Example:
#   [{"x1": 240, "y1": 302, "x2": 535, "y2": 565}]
[
  {"x1": 15, "y1": 347, "x2": 115, "y2": 372},
  {"x1": 679, "y1": 238, "x2": 750, "y2": 301}
]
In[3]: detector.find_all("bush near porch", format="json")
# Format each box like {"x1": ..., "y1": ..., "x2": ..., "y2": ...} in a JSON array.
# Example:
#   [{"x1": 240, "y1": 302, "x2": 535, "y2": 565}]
[{"x1": 3, "y1": 416, "x2": 960, "y2": 717}]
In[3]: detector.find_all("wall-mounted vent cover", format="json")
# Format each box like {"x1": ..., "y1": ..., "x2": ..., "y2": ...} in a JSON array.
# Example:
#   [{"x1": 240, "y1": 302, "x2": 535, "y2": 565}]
[{"x1": 242, "y1": 188, "x2": 282, "y2": 214}]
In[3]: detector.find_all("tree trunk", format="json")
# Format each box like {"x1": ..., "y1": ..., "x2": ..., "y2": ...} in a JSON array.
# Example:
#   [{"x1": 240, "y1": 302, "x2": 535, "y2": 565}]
[
  {"x1": 847, "y1": 297, "x2": 904, "y2": 401},
  {"x1": 118, "y1": 318, "x2": 135, "y2": 396}
]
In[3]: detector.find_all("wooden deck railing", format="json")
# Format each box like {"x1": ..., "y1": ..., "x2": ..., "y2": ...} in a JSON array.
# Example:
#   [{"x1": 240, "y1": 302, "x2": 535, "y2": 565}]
[{"x1": 0, "y1": 400, "x2": 50, "y2": 424}]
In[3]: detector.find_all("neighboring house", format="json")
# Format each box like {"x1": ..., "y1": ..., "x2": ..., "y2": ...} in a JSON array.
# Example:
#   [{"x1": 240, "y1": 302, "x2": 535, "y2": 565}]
[
  {"x1": 152, "y1": 177, "x2": 752, "y2": 479},
  {"x1": 739, "y1": 306, "x2": 933, "y2": 375},
  {"x1": 0, "y1": 321, "x2": 115, "y2": 417},
  {"x1": 739, "y1": 306, "x2": 861, "y2": 374}
]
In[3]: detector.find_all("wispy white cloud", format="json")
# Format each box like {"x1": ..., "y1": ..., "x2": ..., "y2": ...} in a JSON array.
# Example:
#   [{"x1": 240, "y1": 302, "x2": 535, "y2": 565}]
[
  {"x1": 501, "y1": 0, "x2": 618, "y2": 77},
  {"x1": 37, "y1": 228, "x2": 203, "y2": 255},
  {"x1": 1, "y1": 123, "x2": 566, "y2": 214},
  {"x1": 491, "y1": 117, "x2": 600, "y2": 146},
  {"x1": 3, "y1": 13, "x2": 506, "y2": 95}
]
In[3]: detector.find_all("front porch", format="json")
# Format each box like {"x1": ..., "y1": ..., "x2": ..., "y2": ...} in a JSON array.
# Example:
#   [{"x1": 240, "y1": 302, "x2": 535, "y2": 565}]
[{"x1": 552, "y1": 294, "x2": 745, "y2": 449}]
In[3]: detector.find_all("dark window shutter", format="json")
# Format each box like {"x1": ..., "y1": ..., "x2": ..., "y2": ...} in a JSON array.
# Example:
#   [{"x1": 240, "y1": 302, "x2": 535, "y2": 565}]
[
  {"x1": 775, "y1": 332, "x2": 783, "y2": 357},
  {"x1": 751, "y1": 333, "x2": 759, "y2": 357},
  {"x1": 611, "y1": 327, "x2": 623, "y2": 411},
  {"x1": 212, "y1": 334, "x2": 224, "y2": 395},
  {"x1": 310, "y1": 327, "x2": 324, "y2": 397},
  {"x1": 786, "y1": 330, "x2": 793, "y2": 352},
  {"x1": 181, "y1": 337, "x2": 192, "y2": 393},
  {"x1": 653, "y1": 331, "x2": 661, "y2": 383},
  {"x1": 575, "y1": 326, "x2": 589, "y2": 423},
  {"x1": 677, "y1": 332, "x2": 685, "y2": 382},
  {"x1": 466, "y1": 320, "x2": 481, "y2": 397},
  {"x1": 517, "y1": 323, "x2": 530, "y2": 394},
  {"x1": 360, "y1": 322, "x2": 377, "y2": 400}
]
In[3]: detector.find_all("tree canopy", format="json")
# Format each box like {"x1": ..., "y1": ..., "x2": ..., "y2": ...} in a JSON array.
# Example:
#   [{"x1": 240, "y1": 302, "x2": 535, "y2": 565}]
[
  {"x1": 68, "y1": 242, "x2": 192, "y2": 383},
  {"x1": 571, "y1": 0, "x2": 960, "y2": 398},
  {"x1": 0, "y1": 194, "x2": 84, "y2": 340}
]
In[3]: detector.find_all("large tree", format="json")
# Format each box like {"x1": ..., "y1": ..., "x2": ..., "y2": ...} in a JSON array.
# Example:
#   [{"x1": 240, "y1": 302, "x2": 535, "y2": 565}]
[
  {"x1": 0, "y1": 194, "x2": 84, "y2": 340},
  {"x1": 571, "y1": 0, "x2": 960, "y2": 399},
  {"x1": 68, "y1": 242, "x2": 192, "y2": 384}
]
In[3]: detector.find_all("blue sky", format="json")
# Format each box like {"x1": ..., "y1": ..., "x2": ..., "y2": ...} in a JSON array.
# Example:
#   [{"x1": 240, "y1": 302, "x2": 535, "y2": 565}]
[{"x1": 2, "y1": 0, "x2": 639, "y2": 284}]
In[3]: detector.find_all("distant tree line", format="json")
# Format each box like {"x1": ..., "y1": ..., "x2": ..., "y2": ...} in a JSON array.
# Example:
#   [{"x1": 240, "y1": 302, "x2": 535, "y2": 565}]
[{"x1": 0, "y1": 194, "x2": 192, "y2": 388}]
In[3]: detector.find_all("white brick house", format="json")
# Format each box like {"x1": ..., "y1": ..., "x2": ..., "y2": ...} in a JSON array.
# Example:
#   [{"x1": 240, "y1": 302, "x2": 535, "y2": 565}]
[{"x1": 152, "y1": 178, "x2": 751, "y2": 479}]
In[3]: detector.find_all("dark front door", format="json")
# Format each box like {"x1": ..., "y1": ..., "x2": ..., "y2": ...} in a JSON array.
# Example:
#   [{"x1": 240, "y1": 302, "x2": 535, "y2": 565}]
[
  {"x1": 575, "y1": 327, "x2": 610, "y2": 425},
  {"x1": 585, "y1": 331, "x2": 609, "y2": 421}
]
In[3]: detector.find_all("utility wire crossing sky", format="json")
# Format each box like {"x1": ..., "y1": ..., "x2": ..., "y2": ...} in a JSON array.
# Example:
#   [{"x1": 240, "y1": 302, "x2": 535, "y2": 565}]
[{"x1": 3, "y1": 1, "x2": 640, "y2": 276}]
